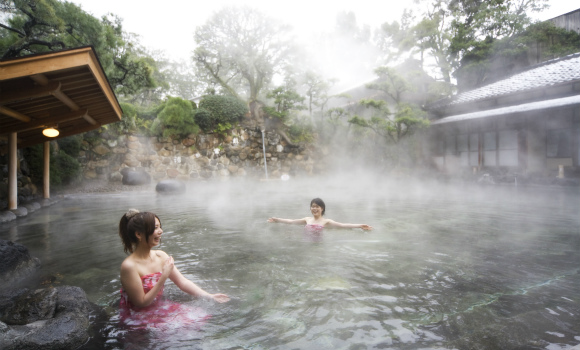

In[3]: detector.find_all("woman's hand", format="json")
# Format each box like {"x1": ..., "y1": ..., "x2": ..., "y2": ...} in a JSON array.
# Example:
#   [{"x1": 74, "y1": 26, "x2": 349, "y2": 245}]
[
  {"x1": 210, "y1": 293, "x2": 230, "y2": 303},
  {"x1": 360, "y1": 224, "x2": 373, "y2": 230},
  {"x1": 161, "y1": 256, "x2": 174, "y2": 279},
  {"x1": 267, "y1": 217, "x2": 277, "y2": 223}
]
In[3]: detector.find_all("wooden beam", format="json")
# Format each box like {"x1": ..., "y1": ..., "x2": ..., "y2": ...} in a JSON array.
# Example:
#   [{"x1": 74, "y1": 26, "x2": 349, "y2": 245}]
[
  {"x1": 0, "y1": 81, "x2": 61, "y2": 104},
  {"x1": 32, "y1": 75, "x2": 98, "y2": 126},
  {"x1": 0, "y1": 109, "x2": 88, "y2": 134},
  {"x1": 51, "y1": 89, "x2": 79, "y2": 110},
  {"x1": 83, "y1": 113, "x2": 98, "y2": 125},
  {"x1": 0, "y1": 105, "x2": 31, "y2": 122},
  {"x1": 30, "y1": 74, "x2": 50, "y2": 85},
  {"x1": 0, "y1": 47, "x2": 94, "y2": 79}
]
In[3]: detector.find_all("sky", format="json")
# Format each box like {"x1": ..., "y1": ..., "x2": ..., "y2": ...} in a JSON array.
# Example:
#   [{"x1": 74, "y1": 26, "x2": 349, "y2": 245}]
[
  {"x1": 70, "y1": 0, "x2": 579, "y2": 61},
  {"x1": 69, "y1": 0, "x2": 579, "y2": 91},
  {"x1": 70, "y1": 0, "x2": 405, "y2": 62}
]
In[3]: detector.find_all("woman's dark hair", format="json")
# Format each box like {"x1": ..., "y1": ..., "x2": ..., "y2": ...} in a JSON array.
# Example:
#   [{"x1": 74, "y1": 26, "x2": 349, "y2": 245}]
[
  {"x1": 310, "y1": 198, "x2": 326, "y2": 216},
  {"x1": 119, "y1": 210, "x2": 161, "y2": 254}
]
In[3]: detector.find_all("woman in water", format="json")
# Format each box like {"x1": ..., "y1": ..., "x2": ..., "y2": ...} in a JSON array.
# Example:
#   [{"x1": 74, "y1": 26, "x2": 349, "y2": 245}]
[
  {"x1": 268, "y1": 198, "x2": 373, "y2": 231},
  {"x1": 118, "y1": 209, "x2": 229, "y2": 327}
]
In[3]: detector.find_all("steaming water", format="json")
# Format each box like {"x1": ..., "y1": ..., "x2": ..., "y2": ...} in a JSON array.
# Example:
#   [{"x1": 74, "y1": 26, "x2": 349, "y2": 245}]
[{"x1": 1, "y1": 177, "x2": 579, "y2": 349}]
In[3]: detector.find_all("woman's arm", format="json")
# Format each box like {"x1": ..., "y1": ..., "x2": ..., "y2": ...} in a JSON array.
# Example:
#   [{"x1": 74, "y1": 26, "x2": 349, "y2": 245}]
[
  {"x1": 268, "y1": 217, "x2": 308, "y2": 225},
  {"x1": 120, "y1": 256, "x2": 173, "y2": 308},
  {"x1": 325, "y1": 219, "x2": 373, "y2": 230},
  {"x1": 169, "y1": 267, "x2": 230, "y2": 303}
]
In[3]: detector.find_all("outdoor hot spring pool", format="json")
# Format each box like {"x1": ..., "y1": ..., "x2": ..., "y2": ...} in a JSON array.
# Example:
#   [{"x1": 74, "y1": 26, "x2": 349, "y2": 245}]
[{"x1": 1, "y1": 176, "x2": 579, "y2": 349}]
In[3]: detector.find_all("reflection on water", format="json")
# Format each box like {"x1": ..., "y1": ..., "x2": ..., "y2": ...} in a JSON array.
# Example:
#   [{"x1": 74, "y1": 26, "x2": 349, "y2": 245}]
[{"x1": 1, "y1": 178, "x2": 579, "y2": 349}]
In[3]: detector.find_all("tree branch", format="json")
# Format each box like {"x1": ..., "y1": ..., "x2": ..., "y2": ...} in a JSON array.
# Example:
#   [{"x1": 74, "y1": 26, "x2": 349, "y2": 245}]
[{"x1": 0, "y1": 23, "x2": 25, "y2": 37}]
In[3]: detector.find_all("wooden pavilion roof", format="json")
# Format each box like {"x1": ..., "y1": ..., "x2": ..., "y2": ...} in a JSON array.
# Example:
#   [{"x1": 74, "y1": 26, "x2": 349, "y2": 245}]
[{"x1": 0, "y1": 46, "x2": 122, "y2": 150}]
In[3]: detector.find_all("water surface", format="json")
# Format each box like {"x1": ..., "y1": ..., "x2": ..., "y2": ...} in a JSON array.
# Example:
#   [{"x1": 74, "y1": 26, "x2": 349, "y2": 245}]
[{"x1": 1, "y1": 177, "x2": 579, "y2": 349}]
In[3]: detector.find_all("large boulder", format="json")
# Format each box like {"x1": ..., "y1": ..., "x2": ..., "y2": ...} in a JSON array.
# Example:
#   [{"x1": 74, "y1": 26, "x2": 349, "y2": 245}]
[
  {"x1": 121, "y1": 168, "x2": 151, "y2": 186},
  {"x1": 0, "y1": 288, "x2": 57, "y2": 325},
  {"x1": 0, "y1": 211, "x2": 17, "y2": 223},
  {"x1": 155, "y1": 179, "x2": 186, "y2": 194},
  {"x1": 0, "y1": 286, "x2": 93, "y2": 350},
  {"x1": 0, "y1": 240, "x2": 40, "y2": 286}
]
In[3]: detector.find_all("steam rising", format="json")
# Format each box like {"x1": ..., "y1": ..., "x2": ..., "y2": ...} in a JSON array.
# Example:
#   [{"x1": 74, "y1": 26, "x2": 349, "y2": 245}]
[{"x1": 1, "y1": 174, "x2": 579, "y2": 348}]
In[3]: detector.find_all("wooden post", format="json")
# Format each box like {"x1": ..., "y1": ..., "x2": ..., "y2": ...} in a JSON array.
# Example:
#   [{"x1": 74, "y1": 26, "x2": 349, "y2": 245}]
[
  {"x1": 8, "y1": 132, "x2": 17, "y2": 210},
  {"x1": 44, "y1": 141, "x2": 50, "y2": 199}
]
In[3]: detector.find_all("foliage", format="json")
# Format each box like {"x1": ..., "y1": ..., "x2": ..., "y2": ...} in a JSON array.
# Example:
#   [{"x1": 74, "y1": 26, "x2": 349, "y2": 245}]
[
  {"x1": 375, "y1": 0, "x2": 548, "y2": 86},
  {"x1": 325, "y1": 107, "x2": 349, "y2": 128},
  {"x1": 52, "y1": 149, "x2": 81, "y2": 186},
  {"x1": 57, "y1": 135, "x2": 82, "y2": 158},
  {"x1": 457, "y1": 20, "x2": 580, "y2": 87},
  {"x1": 287, "y1": 116, "x2": 315, "y2": 144},
  {"x1": 366, "y1": 66, "x2": 412, "y2": 102},
  {"x1": 195, "y1": 95, "x2": 248, "y2": 133},
  {"x1": 150, "y1": 97, "x2": 198, "y2": 139},
  {"x1": 519, "y1": 21, "x2": 580, "y2": 59},
  {"x1": 193, "y1": 6, "x2": 296, "y2": 103},
  {"x1": 300, "y1": 71, "x2": 338, "y2": 121},
  {"x1": 348, "y1": 65, "x2": 431, "y2": 144},
  {"x1": 23, "y1": 142, "x2": 81, "y2": 188},
  {"x1": 22, "y1": 144, "x2": 44, "y2": 186},
  {"x1": 448, "y1": 0, "x2": 548, "y2": 64},
  {"x1": 193, "y1": 108, "x2": 213, "y2": 134},
  {"x1": 161, "y1": 59, "x2": 202, "y2": 101},
  {"x1": 348, "y1": 101, "x2": 429, "y2": 144},
  {"x1": 214, "y1": 122, "x2": 233, "y2": 139},
  {"x1": 0, "y1": 0, "x2": 156, "y2": 95},
  {"x1": 100, "y1": 101, "x2": 158, "y2": 137},
  {"x1": 121, "y1": 48, "x2": 170, "y2": 106},
  {"x1": 262, "y1": 82, "x2": 306, "y2": 122}
]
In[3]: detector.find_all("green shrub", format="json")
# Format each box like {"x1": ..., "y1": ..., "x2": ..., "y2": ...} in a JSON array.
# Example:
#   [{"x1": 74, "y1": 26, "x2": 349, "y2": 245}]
[
  {"x1": 23, "y1": 143, "x2": 81, "y2": 188},
  {"x1": 288, "y1": 117, "x2": 315, "y2": 143},
  {"x1": 23, "y1": 144, "x2": 44, "y2": 186},
  {"x1": 53, "y1": 150, "x2": 81, "y2": 186},
  {"x1": 150, "y1": 97, "x2": 199, "y2": 138},
  {"x1": 193, "y1": 108, "x2": 213, "y2": 133},
  {"x1": 57, "y1": 135, "x2": 82, "y2": 158},
  {"x1": 196, "y1": 95, "x2": 248, "y2": 133}
]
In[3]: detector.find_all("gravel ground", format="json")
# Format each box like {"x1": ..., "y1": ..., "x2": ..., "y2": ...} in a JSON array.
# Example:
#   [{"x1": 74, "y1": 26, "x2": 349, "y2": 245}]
[{"x1": 56, "y1": 179, "x2": 156, "y2": 195}]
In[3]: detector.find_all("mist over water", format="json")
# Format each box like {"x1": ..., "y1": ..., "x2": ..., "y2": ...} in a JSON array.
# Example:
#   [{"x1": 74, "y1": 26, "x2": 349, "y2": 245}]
[{"x1": 1, "y1": 175, "x2": 579, "y2": 349}]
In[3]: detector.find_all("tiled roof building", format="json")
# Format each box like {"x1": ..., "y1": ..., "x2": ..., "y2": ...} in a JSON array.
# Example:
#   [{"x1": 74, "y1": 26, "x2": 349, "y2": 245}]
[
  {"x1": 428, "y1": 52, "x2": 580, "y2": 119},
  {"x1": 424, "y1": 52, "x2": 580, "y2": 179}
]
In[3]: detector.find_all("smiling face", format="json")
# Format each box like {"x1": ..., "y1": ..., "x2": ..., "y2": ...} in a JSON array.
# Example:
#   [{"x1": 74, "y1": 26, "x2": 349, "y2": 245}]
[
  {"x1": 310, "y1": 198, "x2": 326, "y2": 217},
  {"x1": 310, "y1": 203, "x2": 323, "y2": 217},
  {"x1": 147, "y1": 217, "x2": 163, "y2": 247}
]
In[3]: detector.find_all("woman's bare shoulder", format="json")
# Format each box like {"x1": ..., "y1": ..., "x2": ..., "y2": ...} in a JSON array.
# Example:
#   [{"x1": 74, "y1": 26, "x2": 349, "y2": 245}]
[
  {"x1": 153, "y1": 250, "x2": 168, "y2": 258},
  {"x1": 120, "y1": 255, "x2": 136, "y2": 273},
  {"x1": 322, "y1": 218, "x2": 339, "y2": 226}
]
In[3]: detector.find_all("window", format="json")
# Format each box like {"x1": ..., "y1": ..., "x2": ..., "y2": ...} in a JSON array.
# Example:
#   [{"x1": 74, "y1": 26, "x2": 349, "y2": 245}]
[
  {"x1": 498, "y1": 130, "x2": 518, "y2": 166},
  {"x1": 457, "y1": 134, "x2": 468, "y2": 166},
  {"x1": 469, "y1": 133, "x2": 479, "y2": 166},
  {"x1": 547, "y1": 129, "x2": 571, "y2": 158},
  {"x1": 432, "y1": 135, "x2": 445, "y2": 156},
  {"x1": 483, "y1": 131, "x2": 496, "y2": 166},
  {"x1": 445, "y1": 135, "x2": 456, "y2": 155}
]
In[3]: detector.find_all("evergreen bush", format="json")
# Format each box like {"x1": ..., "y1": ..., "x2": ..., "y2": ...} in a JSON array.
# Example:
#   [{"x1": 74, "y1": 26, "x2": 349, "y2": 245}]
[
  {"x1": 150, "y1": 97, "x2": 198, "y2": 138},
  {"x1": 23, "y1": 141, "x2": 81, "y2": 188},
  {"x1": 195, "y1": 95, "x2": 248, "y2": 133}
]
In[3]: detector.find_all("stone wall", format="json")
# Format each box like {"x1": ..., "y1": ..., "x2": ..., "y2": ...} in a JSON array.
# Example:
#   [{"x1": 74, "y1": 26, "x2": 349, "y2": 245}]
[{"x1": 81, "y1": 128, "x2": 326, "y2": 183}]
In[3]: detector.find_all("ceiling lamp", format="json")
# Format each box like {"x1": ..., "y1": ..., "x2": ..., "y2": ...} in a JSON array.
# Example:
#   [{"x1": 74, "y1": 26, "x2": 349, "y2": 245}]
[{"x1": 42, "y1": 126, "x2": 59, "y2": 137}]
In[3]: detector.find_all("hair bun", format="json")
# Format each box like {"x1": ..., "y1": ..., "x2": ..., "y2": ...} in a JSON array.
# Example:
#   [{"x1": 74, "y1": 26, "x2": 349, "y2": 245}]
[{"x1": 125, "y1": 209, "x2": 140, "y2": 219}]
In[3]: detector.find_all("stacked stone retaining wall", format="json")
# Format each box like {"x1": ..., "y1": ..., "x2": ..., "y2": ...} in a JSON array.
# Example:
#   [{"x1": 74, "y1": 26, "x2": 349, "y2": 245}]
[{"x1": 81, "y1": 128, "x2": 325, "y2": 183}]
